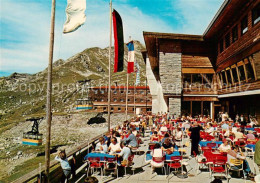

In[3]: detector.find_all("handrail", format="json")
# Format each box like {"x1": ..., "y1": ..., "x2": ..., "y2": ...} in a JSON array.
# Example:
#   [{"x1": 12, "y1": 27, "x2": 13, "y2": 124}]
[{"x1": 12, "y1": 130, "x2": 108, "y2": 183}]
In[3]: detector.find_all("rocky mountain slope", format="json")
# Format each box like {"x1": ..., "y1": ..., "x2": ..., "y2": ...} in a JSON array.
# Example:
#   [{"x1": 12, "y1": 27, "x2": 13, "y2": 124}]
[{"x1": 0, "y1": 40, "x2": 146, "y2": 133}]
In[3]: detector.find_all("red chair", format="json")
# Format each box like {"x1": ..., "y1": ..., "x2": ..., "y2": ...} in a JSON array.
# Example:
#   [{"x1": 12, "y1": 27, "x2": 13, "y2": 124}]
[
  {"x1": 206, "y1": 135, "x2": 215, "y2": 141},
  {"x1": 121, "y1": 154, "x2": 135, "y2": 176},
  {"x1": 104, "y1": 157, "x2": 118, "y2": 178},
  {"x1": 207, "y1": 142, "x2": 217, "y2": 149},
  {"x1": 201, "y1": 146, "x2": 212, "y2": 153},
  {"x1": 86, "y1": 157, "x2": 104, "y2": 177},
  {"x1": 151, "y1": 156, "x2": 167, "y2": 177},
  {"x1": 210, "y1": 155, "x2": 228, "y2": 181},
  {"x1": 167, "y1": 156, "x2": 183, "y2": 176}
]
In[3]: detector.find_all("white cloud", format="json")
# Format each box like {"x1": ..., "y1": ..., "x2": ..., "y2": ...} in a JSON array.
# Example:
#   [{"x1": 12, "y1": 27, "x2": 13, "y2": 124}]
[
  {"x1": 1, "y1": 0, "x2": 223, "y2": 75},
  {"x1": 1, "y1": 0, "x2": 175, "y2": 75}
]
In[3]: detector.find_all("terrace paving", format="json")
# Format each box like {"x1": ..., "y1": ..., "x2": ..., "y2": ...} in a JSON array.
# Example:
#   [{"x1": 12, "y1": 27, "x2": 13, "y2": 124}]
[{"x1": 76, "y1": 130, "x2": 259, "y2": 183}]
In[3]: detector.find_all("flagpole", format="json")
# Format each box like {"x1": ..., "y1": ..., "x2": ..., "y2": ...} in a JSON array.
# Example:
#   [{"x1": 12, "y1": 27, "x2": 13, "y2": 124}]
[
  {"x1": 134, "y1": 75, "x2": 136, "y2": 116},
  {"x1": 108, "y1": 0, "x2": 112, "y2": 131},
  {"x1": 126, "y1": 73, "x2": 129, "y2": 120},
  {"x1": 45, "y1": 0, "x2": 55, "y2": 181}
]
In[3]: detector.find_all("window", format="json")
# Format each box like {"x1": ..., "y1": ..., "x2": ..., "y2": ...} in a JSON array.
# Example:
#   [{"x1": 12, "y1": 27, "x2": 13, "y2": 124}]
[
  {"x1": 141, "y1": 99, "x2": 144, "y2": 102},
  {"x1": 238, "y1": 65, "x2": 246, "y2": 81},
  {"x1": 103, "y1": 107, "x2": 107, "y2": 111},
  {"x1": 135, "y1": 99, "x2": 138, "y2": 102},
  {"x1": 128, "y1": 90, "x2": 131, "y2": 94},
  {"x1": 101, "y1": 98, "x2": 104, "y2": 102},
  {"x1": 111, "y1": 107, "x2": 114, "y2": 111},
  {"x1": 219, "y1": 39, "x2": 224, "y2": 53},
  {"x1": 192, "y1": 74, "x2": 202, "y2": 87},
  {"x1": 128, "y1": 98, "x2": 131, "y2": 102},
  {"x1": 140, "y1": 90, "x2": 145, "y2": 94},
  {"x1": 226, "y1": 69, "x2": 233, "y2": 85},
  {"x1": 113, "y1": 90, "x2": 117, "y2": 94},
  {"x1": 225, "y1": 33, "x2": 230, "y2": 48},
  {"x1": 221, "y1": 71, "x2": 227, "y2": 87},
  {"x1": 113, "y1": 98, "x2": 117, "y2": 102},
  {"x1": 94, "y1": 90, "x2": 98, "y2": 94},
  {"x1": 232, "y1": 25, "x2": 238, "y2": 43},
  {"x1": 231, "y1": 66, "x2": 239, "y2": 83},
  {"x1": 183, "y1": 74, "x2": 191, "y2": 88},
  {"x1": 120, "y1": 90, "x2": 124, "y2": 94},
  {"x1": 244, "y1": 59, "x2": 255, "y2": 81},
  {"x1": 118, "y1": 107, "x2": 121, "y2": 111},
  {"x1": 202, "y1": 74, "x2": 213, "y2": 88},
  {"x1": 252, "y1": 3, "x2": 260, "y2": 25},
  {"x1": 94, "y1": 98, "x2": 98, "y2": 101},
  {"x1": 241, "y1": 15, "x2": 248, "y2": 35},
  {"x1": 120, "y1": 98, "x2": 124, "y2": 102}
]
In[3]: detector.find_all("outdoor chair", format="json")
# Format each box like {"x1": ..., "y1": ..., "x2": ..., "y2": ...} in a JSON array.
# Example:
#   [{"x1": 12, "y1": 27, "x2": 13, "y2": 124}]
[
  {"x1": 228, "y1": 158, "x2": 245, "y2": 183},
  {"x1": 167, "y1": 156, "x2": 183, "y2": 177},
  {"x1": 86, "y1": 157, "x2": 104, "y2": 178},
  {"x1": 104, "y1": 156, "x2": 118, "y2": 178},
  {"x1": 210, "y1": 155, "x2": 228, "y2": 182}
]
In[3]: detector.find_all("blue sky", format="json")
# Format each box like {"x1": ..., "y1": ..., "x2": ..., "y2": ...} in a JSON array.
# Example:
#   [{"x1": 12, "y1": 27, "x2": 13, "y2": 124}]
[{"x1": 0, "y1": 0, "x2": 224, "y2": 76}]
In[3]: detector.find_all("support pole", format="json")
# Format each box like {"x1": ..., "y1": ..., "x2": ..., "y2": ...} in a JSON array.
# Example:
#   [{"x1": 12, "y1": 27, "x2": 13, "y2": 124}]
[
  {"x1": 45, "y1": 0, "x2": 55, "y2": 181},
  {"x1": 108, "y1": 0, "x2": 112, "y2": 131},
  {"x1": 126, "y1": 73, "x2": 129, "y2": 120},
  {"x1": 134, "y1": 80, "x2": 136, "y2": 116}
]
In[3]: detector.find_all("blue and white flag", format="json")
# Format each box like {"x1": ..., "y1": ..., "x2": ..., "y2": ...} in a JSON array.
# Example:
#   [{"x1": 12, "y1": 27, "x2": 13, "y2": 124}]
[{"x1": 135, "y1": 62, "x2": 140, "y2": 85}]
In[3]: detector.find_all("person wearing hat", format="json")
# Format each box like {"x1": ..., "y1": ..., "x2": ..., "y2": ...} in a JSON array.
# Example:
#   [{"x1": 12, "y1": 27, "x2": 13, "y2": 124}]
[{"x1": 218, "y1": 139, "x2": 231, "y2": 153}]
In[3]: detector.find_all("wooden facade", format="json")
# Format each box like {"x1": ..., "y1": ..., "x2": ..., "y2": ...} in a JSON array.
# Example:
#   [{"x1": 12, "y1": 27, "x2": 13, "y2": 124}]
[
  {"x1": 143, "y1": 0, "x2": 260, "y2": 119},
  {"x1": 89, "y1": 86, "x2": 152, "y2": 113}
]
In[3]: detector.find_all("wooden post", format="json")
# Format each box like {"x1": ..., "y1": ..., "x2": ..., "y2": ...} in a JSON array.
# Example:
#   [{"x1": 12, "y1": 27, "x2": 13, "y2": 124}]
[
  {"x1": 108, "y1": 0, "x2": 112, "y2": 131},
  {"x1": 134, "y1": 81, "x2": 136, "y2": 116},
  {"x1": 126, "y1": 73, "x2": 129, "y2": 120},
  {"x1": 45, "y1": 0, "x2": 55, "y2": 181}
]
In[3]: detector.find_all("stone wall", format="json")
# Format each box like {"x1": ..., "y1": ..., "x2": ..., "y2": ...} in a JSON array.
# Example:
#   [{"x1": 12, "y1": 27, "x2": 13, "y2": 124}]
[
  {"x1": 169, "y1": 98, "x2": 181, "y2": 117},
  {"x1": 159, "y1": 52, "x2": 182, "y2": 95}
]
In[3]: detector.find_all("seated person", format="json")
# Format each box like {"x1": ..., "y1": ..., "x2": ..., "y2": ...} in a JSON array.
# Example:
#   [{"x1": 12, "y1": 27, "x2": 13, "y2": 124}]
[
  {"x1": 221, "y1": 121, "x2": 229, "y2": 130},
  {"x1": 218, "y1": 139, "x2": 231, "y2": 153},
  {"x1": 150, "y1": 131, "x2": 159, "y2": 142},
  {"x1": 161, "y1": 133, "x2": 170, "y2": 143},
  {"x1": 151, "y1": 143, "x2": 165, "y2": 169},
  {"x1": 108, "y1": 137, "x2": 121, "y2": 155},
  {"x1": 175, "y1": 127, "x2": 182, "y2": 147},
  {"x1": 159, "y1": 123, "x2": 168, "y2": 134},
  {"x1": 124, "y1": 130, "x2": 138, "y2": 148},
  {"x1": 117, "y1": 141, "x2": 131, "y2": 166},
  {"x1": 205, "y1": 123, "x2": 215, "y2": 136},
  {"x1": 113, "y1": 131, "x2": 122, "y2": 144},
  {"x1": 162, "y1": 138, "x2": 174, "y2": 155},
  {"x1": 246, "y1": 131, "x2": 255, "y2": 140},
  {"x1": 233, "y1": 129, "x2": 245, "y2": 141},
  {"x1": 227, "y1": 145, "x2": 252, "y2": 179},
  {"x1": 95, "y1": 137, "x2": 108, "y2": 153}
]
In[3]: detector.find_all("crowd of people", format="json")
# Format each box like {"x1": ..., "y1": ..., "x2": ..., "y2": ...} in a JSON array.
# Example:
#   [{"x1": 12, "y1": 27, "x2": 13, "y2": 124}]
[{"x1": 55, "y1": 111, "x2": 260, "y2": 182}]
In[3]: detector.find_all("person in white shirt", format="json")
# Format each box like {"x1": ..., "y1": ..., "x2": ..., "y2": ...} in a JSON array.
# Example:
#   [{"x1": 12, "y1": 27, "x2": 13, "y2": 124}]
[
  {"x1": 108, "y1": 137, "x2": 121, "y2": 155},
  {"x1": 151, "y1": 143, "x2": 165, "y2": 169},
  {"x1": 175, "y1": 127, "x2": 182, "y2": 147},
  {"x1": 205, "y1": 123, "x2": 214, "y2": 136},
  {"x1": 233, "y1": 128, "x2": 245, "y2": 141},
  {"x1": 95, "y1": 137, "x2": 108, "y2": 153},
  {"x1": 218, "y1": 139, "x2": 231, "y2": 152}
]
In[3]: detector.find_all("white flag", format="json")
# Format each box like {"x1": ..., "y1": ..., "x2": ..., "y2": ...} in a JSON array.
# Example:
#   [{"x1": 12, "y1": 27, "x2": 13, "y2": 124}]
[{"x1": 63, "y1": 0, "x2": 86, "y2": 34}]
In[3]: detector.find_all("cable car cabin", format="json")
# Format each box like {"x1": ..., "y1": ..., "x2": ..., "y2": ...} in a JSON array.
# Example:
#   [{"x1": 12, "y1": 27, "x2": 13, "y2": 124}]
[
  {"x1": 22, "y1": 117, "x2": 43, "y2": 146},
  {"x1": 22, "y1": 133, "x2": 43, "y2": 146},
  {"x1": 75, "y1": 99, "x2": 93, "y2": 110}
]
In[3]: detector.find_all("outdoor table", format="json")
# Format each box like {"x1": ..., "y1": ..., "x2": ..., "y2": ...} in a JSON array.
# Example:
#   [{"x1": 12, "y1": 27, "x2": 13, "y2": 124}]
[
  {"x1": 246, "y1": 144, "x2": 256, "y2": 151},
  {"x1": 199, "y1": 141, "x2": 222, "y2": 147},
  {"x1": 145, "y1": 151, "x2": 180, "y2": 161},
  {"x1": 245, "y1": 128, "x2": 255, "y2": 131},
  {"x1": 84, "y1": 152, "x2": 115, "y2": 161}
]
